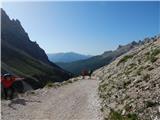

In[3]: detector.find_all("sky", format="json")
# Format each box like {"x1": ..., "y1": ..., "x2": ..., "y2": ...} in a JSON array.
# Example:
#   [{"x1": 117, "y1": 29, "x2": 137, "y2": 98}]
[{"x1": 2, "y1": 1, "x2": 160, "y2": 55}]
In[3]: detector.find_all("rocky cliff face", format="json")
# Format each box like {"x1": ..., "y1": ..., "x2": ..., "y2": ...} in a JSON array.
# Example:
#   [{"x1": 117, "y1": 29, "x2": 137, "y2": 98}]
[
  {"x1": 1, "y1": 9, "x2": 52, "y2": 65},
  {"x1": 93, "y1": 36, "x2": 160, "y2": 120},
  {"x1": 1, "y1": 9, "x2": 71, "y2": 92}
]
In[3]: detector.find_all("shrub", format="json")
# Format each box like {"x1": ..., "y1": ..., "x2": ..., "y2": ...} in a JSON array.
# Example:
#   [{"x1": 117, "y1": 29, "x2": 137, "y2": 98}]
[
  {"x1": 143, "y1": 74, "x2": 150, "y2": 81},
  {"x1": 124, "y1": 104, "x2": 132, "y2": 111},
  {"x1": 31, "y1": 91, "x2": 35, "y2": 94},
  {"x1": 109, "y1": 110, "x2": 123, "y2": 120},
  {"x1": 68, "y1": 80, "x2": 73, "y2": 83},
  {"x1": 100, "y1": 107, "x2": 104, "y2": 112},
  {"x1": 108, "y1": 110, "x2": 138, "y2": 120},
  {"x1": 126, "y1": 113, "x2": 138, "y2": 120},
  {"x1": 145, "y1": 101, "x2": 157, "y2": 108},
  {"x1": 117, "y1": 55, "x2": 134, "y2": 66},
  {"x1": 151, "y1": 48, "x2": 160, "y2": 56},
  {"x1": 124, "y1": 80, "x2": 131, "y2": 88},
  {"x1": 45, "y1": 82, "x2": 54, "y2": 88},
  {"x1": 148, "y1": 67, "x2": 154, "y2": 71},
  {"x1": 145, "y1": 52, "x2": 150, "y2": 56},
  {"x1": 125, "y1": 69, "x2": 132, "y2": 76},
  {"x1": 147, "y1": 48, "x2": 160, "y2": 63},
  {"x1": 136, "y1": 66, "x2": 144, "y2": 76},
  {"x1": 150, "y1": 56, "x2": 158, "y2": 63}
]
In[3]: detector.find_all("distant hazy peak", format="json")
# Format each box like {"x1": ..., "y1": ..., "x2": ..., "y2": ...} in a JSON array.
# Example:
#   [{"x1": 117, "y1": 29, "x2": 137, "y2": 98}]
[{"x1": 47, "y1": 52, "x2": 92, "y2": 63}]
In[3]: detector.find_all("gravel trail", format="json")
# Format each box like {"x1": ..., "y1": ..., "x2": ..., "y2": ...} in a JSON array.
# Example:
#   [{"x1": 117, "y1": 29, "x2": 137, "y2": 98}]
[{"x1": 1, "y1": 79, "x2": 102, "y2": 120}]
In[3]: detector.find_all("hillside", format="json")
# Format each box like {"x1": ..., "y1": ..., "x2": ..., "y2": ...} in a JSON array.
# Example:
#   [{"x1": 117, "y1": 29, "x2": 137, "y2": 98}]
[
  {"x1": 1, "y1": 9, "x2": 70, "y2": 91},
  {"x1": 48, "y1": 52, "x2": 92, "y2": 63},
  {"x1": 57, "y1": 41, "x2": 141, "y2": 75},
  {"x1": 93, "y1": 36, "x2": 160, "y2": 120}
]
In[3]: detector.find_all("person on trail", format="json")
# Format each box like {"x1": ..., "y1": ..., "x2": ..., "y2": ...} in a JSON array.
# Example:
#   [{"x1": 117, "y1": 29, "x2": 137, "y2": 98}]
[
  {"x1": 81, "y1": 70, "x2": 85, "y2": 79},
  {"x1": 81, "y1": 70, "x2": 88, "y2": 79},
  {"x1": 88, "y1": 70, "x2": 93, "y2": 79},
  {"x1": 1, "y1": 73, "x2": 25, "y2": 100}
]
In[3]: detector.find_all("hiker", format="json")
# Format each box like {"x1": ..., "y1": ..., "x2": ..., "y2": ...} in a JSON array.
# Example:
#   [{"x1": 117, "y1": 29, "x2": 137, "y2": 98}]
[
  {"x1": 88, "y1": 70, "x2": 93, "y2": 79},
  {"x1": 81, "y1": 70, "x2": 85, "y2": 79},
  {"x1": 1, "y1": 73, "x2": 25, "y2": 100},
  {"x1": 81, "y1": 70, "x2": 88, "y2": 79}
]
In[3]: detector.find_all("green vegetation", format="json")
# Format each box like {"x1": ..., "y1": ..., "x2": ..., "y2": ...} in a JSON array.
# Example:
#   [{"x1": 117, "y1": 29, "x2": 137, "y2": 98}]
[
  {"x1": 143, "y1": 74, "x2": 150, "y2": 81},
  {"x1": 136, "y1": 66, "x2": 144, "y2": 76},
  {"x1": 145, "y1": 52, "x2": 150, "y2": 56},
  {"x1": 100, "y1": 107, "x2": 104, "y2": 112},
  {"x1": 124, "y1": 80, "x2": 131, "y2": 88},
  {"x1": 109, "y1": 111, "x2": 123, "y2": 120},
  {"x1": 129, "y1": 63, "x2": 137, "y2": 69},
  {"x1": 68, "y1": 80, "x2": 73, "y2": 83},
  {"x1": 108, "y1": 110, "x2": 138, "y2": 120},
  {"x1": 126, "y1": 113, "x2": 138, "y2": 120},
  {"x1": 45, "y1": 82, "x2": 54, "y2": 88},
  {"x1": 150, "y1": 56, "x2": 158, "y2": 63},
  {"x1": 147, "y1": 67, "x2": 154, "y2": 71},
  {"x1": 30, "y1": 91, "x2": 35, "y2": 94},
  {"x1": 117, "y1": 55, "x2": 134, "y2": 66},
  {"x1": 99, "y1": 83, "x2": 108, "y2": 93},
  {"x1": 151, "y1": 48, "x2": 160, "y2": 56},
  {"x1": 1, "y1": 41, "x2": 70, "y2": 86},
  {"x1": 145, "y1": 101, "x2": 158, "y2": 108},
  {"x1": 124, "y1": 63, "x2": 137, "y2": 76},
  {"x1": 147, "y1": 48, "x2": 160, "y2": 63},
  {"x1": 125, "y1": 69, "x2": 132, "y2": 76}
]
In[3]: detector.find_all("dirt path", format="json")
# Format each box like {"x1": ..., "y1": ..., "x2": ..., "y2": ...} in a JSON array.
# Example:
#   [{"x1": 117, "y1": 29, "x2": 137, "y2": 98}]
[{"x1": 1, "y1": 79, "x2": 102, "y2": 120}]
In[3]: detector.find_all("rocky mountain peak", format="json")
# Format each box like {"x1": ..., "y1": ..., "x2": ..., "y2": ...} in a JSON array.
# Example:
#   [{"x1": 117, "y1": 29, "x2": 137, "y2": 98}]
[{"x1": 1, "y1": 8, "x2": 51, "y2": 64}]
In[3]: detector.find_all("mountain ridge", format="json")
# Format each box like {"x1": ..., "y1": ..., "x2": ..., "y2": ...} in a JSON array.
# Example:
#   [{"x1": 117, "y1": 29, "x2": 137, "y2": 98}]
[
  {"x1": 1, "y1": 8, "x2": 71, "y2": 92},
  {"x1": 1, "y1": 9, "x2": 51, "y2": 65},
  {"x1": 56, "y1": 40, "x2": 147, "y2": 75},
  {"x1": 48, "y1": 52, "x2": 92, "y2": 63}
]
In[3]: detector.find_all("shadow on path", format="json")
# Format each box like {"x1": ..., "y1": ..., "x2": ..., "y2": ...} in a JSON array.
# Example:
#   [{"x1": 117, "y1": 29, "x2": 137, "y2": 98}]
[{"x1": 8, "y1": 98, "x2": 41, "y2": 110}]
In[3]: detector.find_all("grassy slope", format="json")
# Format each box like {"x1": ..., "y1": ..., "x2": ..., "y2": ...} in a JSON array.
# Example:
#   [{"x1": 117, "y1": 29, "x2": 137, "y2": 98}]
[{"x1": 1, "y1": 41, "x2": 69, "y2": 91}]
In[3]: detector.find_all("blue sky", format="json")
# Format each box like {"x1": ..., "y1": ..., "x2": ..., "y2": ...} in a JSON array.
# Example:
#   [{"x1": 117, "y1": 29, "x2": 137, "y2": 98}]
[{"x1": 2, "y1": 1, "x2": 160, "y2": 55}]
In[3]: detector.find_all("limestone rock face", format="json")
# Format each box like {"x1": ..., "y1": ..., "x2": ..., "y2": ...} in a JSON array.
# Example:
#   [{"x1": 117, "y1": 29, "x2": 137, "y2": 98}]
[
  {"x1": 1, "y1": 8, "x2": 51, "y2": 65},
  {"x1": 94, "y1": 36, "x2": 160, "y2": 120},
  {"x1": 1, "y1": 8, "x2": 71, "y2": 93}
]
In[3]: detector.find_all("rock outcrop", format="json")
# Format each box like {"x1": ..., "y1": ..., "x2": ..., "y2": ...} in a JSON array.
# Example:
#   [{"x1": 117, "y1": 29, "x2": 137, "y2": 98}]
[{"x1": 93, "y1": 36, "x2": 160, "y2": 120}]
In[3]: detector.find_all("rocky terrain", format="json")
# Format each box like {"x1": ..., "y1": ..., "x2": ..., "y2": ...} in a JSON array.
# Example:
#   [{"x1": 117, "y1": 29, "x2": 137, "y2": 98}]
[{"x1": 93, "y1": 36, "x2": 160, "y2": 120}]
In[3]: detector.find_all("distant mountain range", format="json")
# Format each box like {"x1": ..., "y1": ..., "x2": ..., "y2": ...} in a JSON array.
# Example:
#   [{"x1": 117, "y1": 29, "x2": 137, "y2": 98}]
[
  {"x1": 1, "y1": 9, "x2": 71, "y2": 91},
  {"x1": 56, "y1": 40, "x2": 151, "y2": 75},
  {"x1": 47, "y1": 52, "x2": 92, "y2": 63}
]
